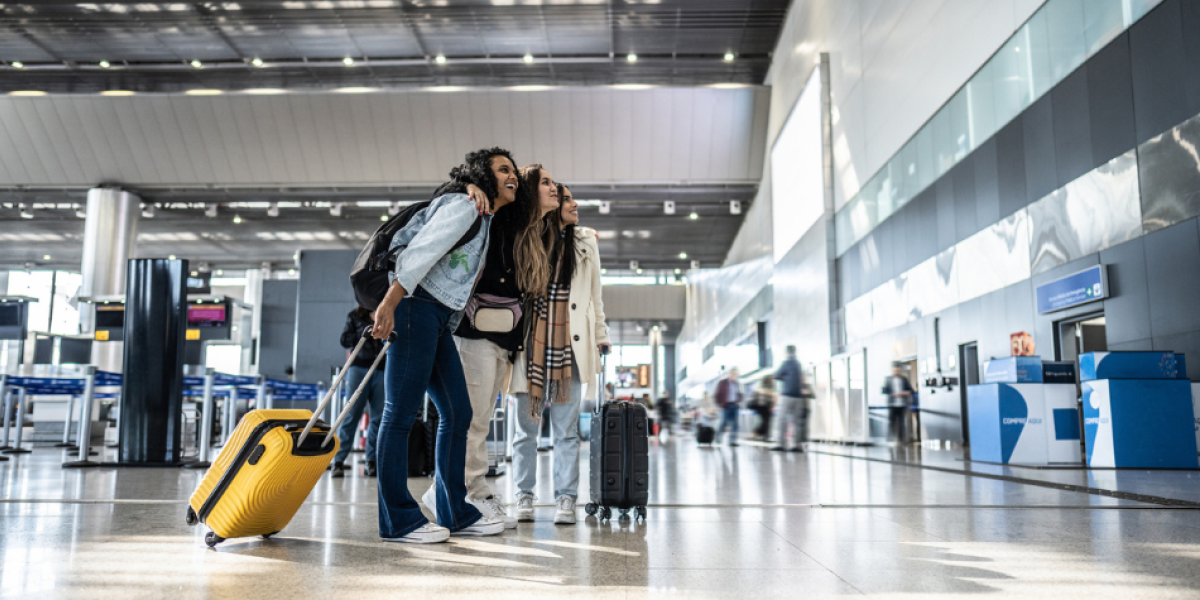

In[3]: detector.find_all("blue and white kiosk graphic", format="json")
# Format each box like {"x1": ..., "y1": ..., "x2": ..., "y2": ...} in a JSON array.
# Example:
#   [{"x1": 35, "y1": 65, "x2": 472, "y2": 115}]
[{"x1": 967, "y1": 358, "x2": 1081, "y2": 465}]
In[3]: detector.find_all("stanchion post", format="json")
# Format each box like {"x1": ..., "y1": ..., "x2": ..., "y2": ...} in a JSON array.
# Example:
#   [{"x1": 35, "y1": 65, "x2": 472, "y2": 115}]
[
  {"x1": 255, "y1": 375, "x2": 266, "y2": 412},
  {"x1": 183, "y1": 369, "x2": 215, "y2": 469},
  {"x1": 0, "y1": 374, "x2": 12, "y2": 450},
  {"x1": 55, "y1": 390, "x2": 78, "y2": 448},
  {"x1": 106, "y1": 386, "x2": 122, "y2": 448},
  {"x1": 3, "y1": 388, "x2": 31, "y2": 454},
  {"x1": 63, "y1": 367, "x2": 100, "y2": 467}
]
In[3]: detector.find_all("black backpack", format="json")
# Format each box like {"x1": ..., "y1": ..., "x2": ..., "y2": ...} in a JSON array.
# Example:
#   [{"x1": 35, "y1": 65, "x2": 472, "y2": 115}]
[{"x1": 350, "y1": 199, "x2": 482, "y2": 311}]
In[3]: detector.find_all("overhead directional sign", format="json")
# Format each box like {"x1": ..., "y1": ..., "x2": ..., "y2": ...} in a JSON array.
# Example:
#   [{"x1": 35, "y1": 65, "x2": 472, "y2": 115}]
[{"x1": 1036, "y1": 265, "x2": 1107, "y2": 314}]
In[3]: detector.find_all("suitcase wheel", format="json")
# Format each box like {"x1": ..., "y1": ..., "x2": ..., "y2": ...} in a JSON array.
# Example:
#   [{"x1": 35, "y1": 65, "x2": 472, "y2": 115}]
[
  {"x1": 185, "y1": 506, "x2": 198, "y2": 526},
  {"x1": 618, "y1": 508, "x2": 630, "y2": 521},
  {"x1": 635, "y1": 506, "x2": 647, "y2": 522},
  {"x1": 204, "y1": 531, "x2": 224, "y2": 548},
  {"x1": 598, "y1": 506, "x2": 612, "y2": 521},
  {"x1": 261, "y1": 531, "x2": 280, "y2": 540},
  {"x1": 585, "y1": 503, "x2": 598, "y2": 516}
]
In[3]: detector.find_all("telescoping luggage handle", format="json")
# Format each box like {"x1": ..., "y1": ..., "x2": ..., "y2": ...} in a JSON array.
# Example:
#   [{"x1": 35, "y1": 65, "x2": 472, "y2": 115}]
[
  {"x1": 297, "y1": 326, "x2": 395, "y2": 448},
  {"x1": 593, "y1": 345, "x2": 611, "y2": 416}
]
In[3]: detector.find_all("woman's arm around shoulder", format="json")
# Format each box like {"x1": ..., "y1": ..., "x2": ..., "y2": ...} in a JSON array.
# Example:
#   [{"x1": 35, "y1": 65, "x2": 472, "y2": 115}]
[{"x1": 393, "y1": 193, "x2": 481, "y2": 296}]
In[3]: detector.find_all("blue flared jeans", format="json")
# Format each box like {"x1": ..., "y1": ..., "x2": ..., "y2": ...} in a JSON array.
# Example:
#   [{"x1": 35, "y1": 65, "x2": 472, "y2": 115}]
[{"x1": 376, "y1": 287, "x2": 482, "y2": 538}]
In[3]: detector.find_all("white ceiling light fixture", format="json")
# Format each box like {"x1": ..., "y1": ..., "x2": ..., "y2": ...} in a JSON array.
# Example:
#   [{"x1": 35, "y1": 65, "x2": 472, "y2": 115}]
[
  {"x1": 75, "y1": 206, "x2": 86, "y2": 219},
  {"x1": 215, "y1": 269, "x2": 224, "y2": 276},
  {"x1": 689, "y1": 212, "x2": 699, "y2": 220},
  {"x1": 43, "y1": 254, "x2": 51, "y2": 260},
  {"x1": 626, "y1": 53, "x2": 638, "y2": 63},
  {"x1": 190, "y1": 59, "x2": 203, "y2": 69},
  {"x1": 142, "y1": 203, "x2": 155, "y2": 218},
  {"x1": 18, "y1": 203, "x2": 33, "y2": 219},
  {"x1": 380, "y1": 215, "x2": 388, "y2": 222},
  {"x1": 205, "y1": 204, "x2": 218, "y2": 218},
  {"x1": 11, "y1": 61, "x2": 24, "y2": 69},
  {"x1": 730, "y1": 200, "x2": 742, "y2": 215},
  {"x1": 678, "y1": 252, "x2": 688, "y2": 260},
  {"x1": 343, "y1": 57, "x2": 355, "y2": 66},
  {"x1": 99, "y1": 60, "x2": 111, "y2": 68},
  {"x1": 523, "y1": 54, "x2": 534, "y2": 64},
  {"x1": 168, "y1": 254, "x2": 177, "y2": 260},
  {"x1": 636, "y1": 268, "x2": 644, "y2": 275},
  {"x1": 246, "y1": 88, "x2": 286, "y2": 95},
  {"x1": 435, "y1": 54, "x2": 447, "y2": 65},
  {"x1": 251, "y1": 57, "x2": 264, "y2": 67},
  {"x1": 185, "y1": 89, "x2": 223, "y2": 96},
  {"x1": 723, "y1": 52, "x2": 735, "y2": 62},
  {"x1": 288, "y1": 268, "x2": 296, "y2": 275},
  {"x1": 100, "y1": 90, "x2": 135, "y2": 96},
  {"x1": 334, "y1": 87, "x2": 377, "y2": 94},
  {"x1": 9, "y1": 90, "x2": 46, "y2": 96},
  {"x1": 267, "y1": 202, "x2": 279, "y2": 217},
  {"x1": 330, "y1": 202, "x2": 343, "y2": 217},
  {"x1": 232, "y1": 214, "x2": 243, "y2": 224},
  {"x1": 599, "y1": 201, "x2": 611, "y2": 215},
  {"x1": 663, "y1": 200, "x2": 675, "y2": 215}
]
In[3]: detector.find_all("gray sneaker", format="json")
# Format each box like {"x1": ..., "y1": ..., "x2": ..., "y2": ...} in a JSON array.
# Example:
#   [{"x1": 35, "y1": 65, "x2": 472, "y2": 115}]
[
  {"x1": 516, "y1": 495, "x2": 535, "y2": 522},
  {"x1": 554, "y1": 495, "x2": 577, "y2": 525},
  {"x1": 452, "y1": 516, "x2": 505, "y2": 537}
]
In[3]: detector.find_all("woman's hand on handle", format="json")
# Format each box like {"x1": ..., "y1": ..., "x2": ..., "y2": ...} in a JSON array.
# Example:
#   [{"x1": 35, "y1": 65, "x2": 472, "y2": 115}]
[{"x1": 372, "y1": 281, "x2": 408, "y2": 340}]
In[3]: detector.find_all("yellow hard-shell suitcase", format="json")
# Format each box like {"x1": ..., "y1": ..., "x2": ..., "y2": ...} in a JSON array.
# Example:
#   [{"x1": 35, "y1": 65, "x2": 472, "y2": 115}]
[
  {"x1": 186, "y1": 328, "x2": 396, "y2": 547},
  {"x1": 186, "y1": 409, "x2": 338, "y2": 546}
]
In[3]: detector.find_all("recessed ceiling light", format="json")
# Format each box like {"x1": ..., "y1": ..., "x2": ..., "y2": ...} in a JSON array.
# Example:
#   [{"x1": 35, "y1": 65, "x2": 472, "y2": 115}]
[
  {"x1": 168, "y1": 254, "x2": 177, "y2": 260},
  {"x1": 709, "y1": 83, "x2": 749, "y2": 89},
  {"x1": 191, "y1": 271, "x2": 198, "y2": 277},
  {"x1": 601, "y1": 269, "x2": 607, "y2": 275},
  {"x1": 611, "y1": 83, "x2": 653, "y2": 90},
  {"x1": 246, "y1": 88, "x2": 287, "y2": 95},
  {"x1": 190, "y1": 59, "x2": 203, "y2": 69},
  {"x1": 678, "y1": 252, "x2": 688, "y2": 260},
  {"x1": 523, "y1": 54, "x2": 534, "y2": 64},
  {"x1": 185, "y1": 89, "x2": 222, "y2": 96},
  {"x1": 723, "y1": 52, "x2": 735, "y2": 62},
  {"x1": 42, "y1": 254, "x2": 51, "y2": 260},
  {"x1": 9, "y1": 90, "x2": 46, "y2": 96},
  {"x1": 287, "y1": 268, "x2": 296, "y2": 275},
  {"x1": 215, "y1": 269, "x2": 224, "y2": 276},
  {"x1": 99, "y1": 60, "x2": 111, "y2": 68},
  {"x1": 343, "y1": 57, "x2": 355, "y2": 66},
  {"x1": 380, "y1": 215, "x2": 388, "y2": 222},
  {"x1": 689, "y1": 212, "x2": 699, "y2": 220},
  {"x1": 626, "y1": 53, "x2": 638, "y2": 63},
  {"x1": 100, "y1": 90, "x2": 135, "y2": 96},
  {"x1": 509, "y1": 85, "x2": 552, "y2": 92},
  {"x1": 435, "y1": 54, "x2": 447, "y2": 65},
  {"x1": 334, "y1": 87, "x2": 377, "y2": 94},
  {"x1": 11, "y1": 61, "x2": 24, "y2": 69},
  {"x1": 675, "y1": 268, "x2": 682, "y2": 274},
  {"x1": 251, "y1": 57, "x2": 264, "y2": 67},
  {"x1": 636, "y1": 268, "x2": 643, "y2": 274},
  {"x1": 232, "y1": 214, "x2": 243, "y2": 224}
]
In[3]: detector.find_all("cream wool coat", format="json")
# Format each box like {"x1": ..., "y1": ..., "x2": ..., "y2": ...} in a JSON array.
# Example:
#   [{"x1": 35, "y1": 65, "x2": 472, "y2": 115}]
[{"x1": 509, "y1": 225, "x2": 610, "y2": 400}]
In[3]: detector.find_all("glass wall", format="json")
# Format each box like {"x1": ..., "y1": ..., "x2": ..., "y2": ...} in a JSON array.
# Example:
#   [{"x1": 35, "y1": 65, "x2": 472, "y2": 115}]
[
  {"x1": 6, "y1": 270, "x2": 83, "y2": 336},
  {"x1": 835, "y1": 0, "x2": 1163, "y2": 256}
]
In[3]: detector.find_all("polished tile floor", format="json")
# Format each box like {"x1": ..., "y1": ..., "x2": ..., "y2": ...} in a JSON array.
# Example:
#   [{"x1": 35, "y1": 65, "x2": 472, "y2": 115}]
[{"x1": 3, "y1": 433, "x2": 1200, "y2": 599}]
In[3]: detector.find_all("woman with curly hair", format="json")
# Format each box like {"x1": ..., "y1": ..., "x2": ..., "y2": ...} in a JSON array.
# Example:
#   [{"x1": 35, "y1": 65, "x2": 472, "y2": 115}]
[
  {"x1": 511, "y1": 181, "x2": 610, "y2": 525},
  {"x1": 370, "y1": 147, "x2": 520, "y2": 543},
  {"x1": 417, "y1": 162, "x2": 555, "y2": 528}
]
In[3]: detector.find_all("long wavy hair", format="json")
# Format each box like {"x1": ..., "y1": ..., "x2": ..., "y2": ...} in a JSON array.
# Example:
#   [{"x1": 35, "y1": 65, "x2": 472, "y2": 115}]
[
  {"x1": 516, "y1": 163, "x2": 558, "y2": 297},
  {"x1": 435, "y1": 148, "x2": 549, "y2": 298},
  {"x1": 548, "y1": 182, "x2": 578, "y2": 285}
]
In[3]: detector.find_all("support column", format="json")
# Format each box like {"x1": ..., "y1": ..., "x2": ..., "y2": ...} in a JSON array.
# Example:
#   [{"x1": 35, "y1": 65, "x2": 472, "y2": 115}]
[
  {"x1": 243, "y1": 264, "x2": 266, "y2": 374},
  {"x1": 649, "y1": 325, "x2": 662, "y2": 403},
  {"x1": 80, "y1": 188, "x2": 140, "y2": 373}
]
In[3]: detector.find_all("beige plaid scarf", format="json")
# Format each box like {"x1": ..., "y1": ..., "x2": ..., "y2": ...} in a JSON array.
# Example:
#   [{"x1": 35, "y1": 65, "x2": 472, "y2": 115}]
[{"x1": 527, "y1": 255, "x2": 573, "y2": 420}]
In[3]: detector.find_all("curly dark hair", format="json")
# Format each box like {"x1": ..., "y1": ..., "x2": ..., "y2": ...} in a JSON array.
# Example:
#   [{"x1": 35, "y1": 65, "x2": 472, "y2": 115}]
[
  {"x1": 436, "y1": 146, "x2": 516, "y2": 208},
  {"x1": 549, "y1": 182, "x2": 578, "y2": 285}
]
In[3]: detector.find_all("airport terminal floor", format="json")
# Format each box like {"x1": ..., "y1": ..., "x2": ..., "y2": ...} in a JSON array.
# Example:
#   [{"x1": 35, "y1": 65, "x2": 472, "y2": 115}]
[{"x1": 4, "y1": 436, "x2": 1200, "y2": 599}]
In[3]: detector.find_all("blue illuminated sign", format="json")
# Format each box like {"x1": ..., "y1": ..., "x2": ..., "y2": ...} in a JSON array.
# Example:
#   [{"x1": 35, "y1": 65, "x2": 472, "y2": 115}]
[{"x1": 1036, "y1": 265, "x2": 1107, "y2": 314}]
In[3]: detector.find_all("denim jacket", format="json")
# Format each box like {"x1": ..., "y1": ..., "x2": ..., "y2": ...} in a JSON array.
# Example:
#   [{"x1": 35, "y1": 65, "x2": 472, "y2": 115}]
[{"x1": 388, "y1": 193, "x2": 492, "y2": 311}]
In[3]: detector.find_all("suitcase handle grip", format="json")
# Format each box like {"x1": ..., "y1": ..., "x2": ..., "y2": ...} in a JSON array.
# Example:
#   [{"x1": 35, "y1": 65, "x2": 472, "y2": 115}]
[{"x1": 594, "y1": 353, "x2": 607, "y2": 416}]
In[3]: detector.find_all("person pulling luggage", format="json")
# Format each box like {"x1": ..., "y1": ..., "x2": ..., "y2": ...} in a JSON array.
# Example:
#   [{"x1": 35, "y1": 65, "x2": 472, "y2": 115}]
[
  {"x1": 330, "y1": 306, "x2": 387, "y2": 478},
  {"x1": 511, "y1": 182, "x2": 610, "y2": 525}
]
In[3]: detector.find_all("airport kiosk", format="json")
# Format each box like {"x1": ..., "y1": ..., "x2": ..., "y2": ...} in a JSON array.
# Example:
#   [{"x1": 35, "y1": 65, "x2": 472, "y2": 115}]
[{"x1": 967, "y1": 357, "x2": 1082, "y2": 465}]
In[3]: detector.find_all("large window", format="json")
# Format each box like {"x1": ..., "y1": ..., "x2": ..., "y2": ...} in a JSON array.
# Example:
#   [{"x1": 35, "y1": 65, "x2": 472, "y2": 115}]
[
  {"x1": 770, "y1": 67, "x2": 824, "y2": 263},
  {"x1": 6, "y1": 270, "x2": 82, "y2": 336}
]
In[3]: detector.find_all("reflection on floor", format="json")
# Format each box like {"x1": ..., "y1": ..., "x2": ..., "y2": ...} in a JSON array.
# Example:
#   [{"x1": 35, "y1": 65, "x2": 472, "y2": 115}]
[{"x1": 3, "y1": 435, "x2": 1200, "y2": 598}]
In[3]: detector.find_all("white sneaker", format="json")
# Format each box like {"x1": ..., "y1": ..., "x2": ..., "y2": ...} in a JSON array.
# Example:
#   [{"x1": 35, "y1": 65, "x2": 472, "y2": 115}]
[
  {"x1": 452, "y1": 516, "x2": 505, "y2": 537},
  {"x1": 554, "y1": 496, "x2": 577, "y2": 525},
  {"x1": 383, "y1": 523, "x2": 449, "y2": 544},
  {"x1": 421, "y1": 486, "x2": 438, "y2": 520},
  {"x1": 516, "y1": 495, "x2": 535, "y2": 522},
  {"x1": 469, "y1": 495, "x2": 518, "y2": 529}
]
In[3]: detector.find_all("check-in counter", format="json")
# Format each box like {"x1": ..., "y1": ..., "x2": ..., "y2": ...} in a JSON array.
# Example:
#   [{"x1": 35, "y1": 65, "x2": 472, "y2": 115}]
[{"x1": 967, "y1": 357, "x2": 1081, "y2": 465}]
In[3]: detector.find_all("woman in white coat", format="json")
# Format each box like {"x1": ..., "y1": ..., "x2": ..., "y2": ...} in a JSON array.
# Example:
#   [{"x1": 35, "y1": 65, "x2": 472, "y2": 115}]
[{"x1": 510, "y1": 183, "x2": 610, "y2": 525}]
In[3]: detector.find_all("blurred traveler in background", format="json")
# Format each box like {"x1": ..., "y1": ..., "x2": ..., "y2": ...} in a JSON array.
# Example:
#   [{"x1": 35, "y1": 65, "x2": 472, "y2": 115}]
[
  {"x1": 656, "y1": 390, "x2": 674, "y2": 438},
  {"x1": 885, "y1": 363, "x2": 914, "y2": 443},
  {"x1": 331, "y1": 306, "x2": 386, "y2": 478},
  {"x1": 714, "y1": 368, "x2": 743, "y2": 447},
  {"x1": 749, "y1": 376, "x2": 776, "y2": 441},
  {"x1": 771, "y1": 346, "x2": 807, "y2": 452}
]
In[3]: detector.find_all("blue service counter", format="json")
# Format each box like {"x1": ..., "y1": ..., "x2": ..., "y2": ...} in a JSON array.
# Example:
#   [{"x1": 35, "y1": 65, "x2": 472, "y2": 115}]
[{"x1": 968, "y1": 357, "x2": 1081, "y2": 465}]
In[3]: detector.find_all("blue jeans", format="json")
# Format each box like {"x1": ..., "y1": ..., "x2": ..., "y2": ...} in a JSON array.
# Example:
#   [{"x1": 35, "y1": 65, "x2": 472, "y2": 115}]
[
  {"x1": 333, "y1": 365, "x2": 385, "y2": 465},
  {"x1": 512, "y1": 368, "x2": 583, "y2": 500},
  {"x1": 377, "y1": 287, "x2": 482, "y2": 538},
  {"x1": 718, "y1": 404, "x2": 740, "y2": 441}
]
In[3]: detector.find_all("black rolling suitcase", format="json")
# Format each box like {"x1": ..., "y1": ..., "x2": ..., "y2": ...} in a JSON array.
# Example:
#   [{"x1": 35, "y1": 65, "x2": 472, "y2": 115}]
[{"x1": 584, "y1": 353, "x2": 649, "y2": 521}]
